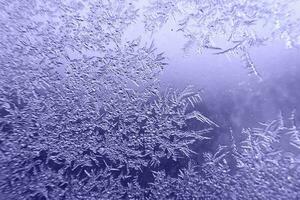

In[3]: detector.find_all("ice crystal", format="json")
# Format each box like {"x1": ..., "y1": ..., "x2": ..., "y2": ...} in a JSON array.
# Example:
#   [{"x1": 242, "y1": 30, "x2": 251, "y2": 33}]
[
  {"x1": 0, "y1": 1, "x2": 214, "y2": 199},
  {"x1": 0, "y1": 0, "x2": 299, "y2": 199},
  {"x1": 144, "y1": 0, "x2": 300, "y2": 78}
]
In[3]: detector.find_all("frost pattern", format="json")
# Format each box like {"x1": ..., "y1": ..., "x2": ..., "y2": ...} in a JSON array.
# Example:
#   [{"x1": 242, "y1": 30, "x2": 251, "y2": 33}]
[
  {"x1": 0, "y1": 0, "x2": 299, "y2": 200},
  {"x1": 147, "y1": 117, "x2": 300, "y2": 199},
  {"x1": 144, "y1": 0, "x2": 300, "y2": 78}
]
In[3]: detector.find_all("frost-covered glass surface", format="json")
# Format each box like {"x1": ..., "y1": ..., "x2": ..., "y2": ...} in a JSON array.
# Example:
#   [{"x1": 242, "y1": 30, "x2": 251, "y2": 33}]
[{"x1": 0, "y1": 0, "x2": 299, "y2": 199}]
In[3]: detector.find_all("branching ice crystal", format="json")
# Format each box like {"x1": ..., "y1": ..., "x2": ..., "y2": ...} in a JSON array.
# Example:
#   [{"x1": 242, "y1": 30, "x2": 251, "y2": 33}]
[
  {"x1": 0, "y1": 1, "x2": 215, "y2": 199},
  {"x1": 0, "y1": 0, "x2": 299, "y2": 199},
  {"x1": 144, "y1": 0, "x2": 300, "y2": 78}
]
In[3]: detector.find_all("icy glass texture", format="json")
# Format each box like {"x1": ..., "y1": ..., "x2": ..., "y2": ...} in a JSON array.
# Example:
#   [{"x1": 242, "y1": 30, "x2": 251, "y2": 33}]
[{"x1": 0, "y1": 0, "x2": 299, "y2": 200}]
